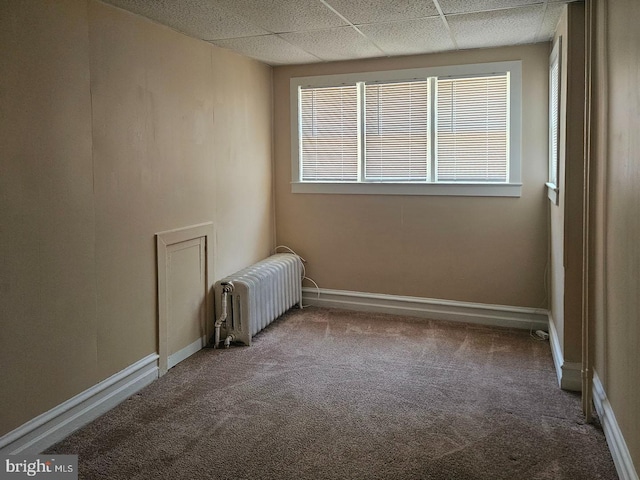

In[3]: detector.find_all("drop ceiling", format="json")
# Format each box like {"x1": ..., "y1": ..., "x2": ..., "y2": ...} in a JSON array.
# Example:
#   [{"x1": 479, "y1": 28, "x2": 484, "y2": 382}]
[{"x1": 101, "y1": 0, "x2": 572, "y2": 66}]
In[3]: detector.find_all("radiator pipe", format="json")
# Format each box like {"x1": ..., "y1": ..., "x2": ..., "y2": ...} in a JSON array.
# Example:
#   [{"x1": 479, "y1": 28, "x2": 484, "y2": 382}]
[
  {"x1": 224, "y1": 334, "x2": 234, "y2": 348},
  {"x1": 213, "y1": 283, "x2": 234, "y2": 349}
]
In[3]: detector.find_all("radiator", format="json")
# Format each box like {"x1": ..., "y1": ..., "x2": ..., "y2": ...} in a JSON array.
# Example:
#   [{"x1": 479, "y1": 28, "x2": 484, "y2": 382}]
[{"x1": 213, "y1": 253, "x2": 302, "y2": 346}]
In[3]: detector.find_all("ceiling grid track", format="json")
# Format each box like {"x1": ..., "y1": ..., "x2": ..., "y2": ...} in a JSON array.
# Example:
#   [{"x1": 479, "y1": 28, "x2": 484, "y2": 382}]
[
  {"x1": 432, "y1": 0, "x2": 459, "y2": 50},
  {"x1": 535, "y1": 0, "x2": 551, "y2": 43},
  {"x1": 319, "y1": 0, "x2": 389, "y2": 57}
]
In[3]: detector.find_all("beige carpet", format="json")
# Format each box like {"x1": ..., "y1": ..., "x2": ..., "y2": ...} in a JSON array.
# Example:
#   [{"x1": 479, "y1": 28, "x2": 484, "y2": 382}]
[{"x1": 48, "y1": 307, "x2": 617, "y2": 479}]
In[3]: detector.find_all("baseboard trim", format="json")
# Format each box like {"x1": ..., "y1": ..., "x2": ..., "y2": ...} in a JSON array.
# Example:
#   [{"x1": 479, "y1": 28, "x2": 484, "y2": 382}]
[
  {"x1": 302, "y1": 288, "x2": 548, "y2": 331},
  {"x1": 547, "y1": 315, "x2": 564, "y2": 386},
  {"x1": 547, "y1": 316, "x2": 582, "y2": 391},
  {"x1": 0, "y1": 353, "x2": 159, "y2": 455},
  {"x1": 593, "y1": 371, "x2": 639, "y2": 480},
  {"x1": 168, "y1": 337, "x2": 205, "y2": 370}
]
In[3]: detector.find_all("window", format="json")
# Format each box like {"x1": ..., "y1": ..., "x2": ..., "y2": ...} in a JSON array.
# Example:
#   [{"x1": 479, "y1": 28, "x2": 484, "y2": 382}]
[
  {"x1": 300, "y1": 85, "x2": 359, "y2": 182},
  {"x1": 547, "y1": 38, "x2": 561, "y2": 204},
  {"x1": 291, "y1": 61, "x2": 522, "y2": 197},
  {"x1": 365, "y1": 80, "x2": 429, "y2": 181},
  {"x1": 436, "y1": 75, "x2": 508, "y2": 182}
]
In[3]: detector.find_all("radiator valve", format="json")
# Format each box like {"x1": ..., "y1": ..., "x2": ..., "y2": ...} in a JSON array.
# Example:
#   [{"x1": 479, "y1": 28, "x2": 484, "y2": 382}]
[{"x1": 213, "y1": 283, "x2": 234, "y2": 349}]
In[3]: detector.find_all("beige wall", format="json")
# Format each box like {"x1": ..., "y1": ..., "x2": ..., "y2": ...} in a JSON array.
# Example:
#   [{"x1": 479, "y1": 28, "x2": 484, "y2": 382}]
[
  {"x1": 0, "y1": 0, "x2": 97, "y2": 437},
  {"x1": 549, "y1": 3, "x2": 586, "y2": 368},
  {"x1": 0, "y1": 0, "x2": 273, "y2": 436},
  {"x1": 593, "y1": 0, "x2": 640, "y2": 470},
  {"x1": 273, "y1": 45, "x2": 549, "y2": 308}
]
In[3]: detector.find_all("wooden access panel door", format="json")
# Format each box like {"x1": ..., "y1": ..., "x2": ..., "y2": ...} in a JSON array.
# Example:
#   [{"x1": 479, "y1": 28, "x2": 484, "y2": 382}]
[
  {"x1": 157, "y1": 223, "x2": 213, "y2": 375},
  {"x1": 166, "y1": 237, "x2": 206, "y2": 369}
]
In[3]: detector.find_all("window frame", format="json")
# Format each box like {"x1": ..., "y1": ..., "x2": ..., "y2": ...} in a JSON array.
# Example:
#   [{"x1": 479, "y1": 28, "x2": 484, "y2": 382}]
[{"x1": 290, "y1": 61, "x2": 522, "y2": 197}]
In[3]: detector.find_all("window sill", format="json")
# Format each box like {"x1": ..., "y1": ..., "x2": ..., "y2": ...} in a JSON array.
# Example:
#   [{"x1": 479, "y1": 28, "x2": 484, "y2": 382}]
[
  {"x1": 291, "y1": 182, "x2": 522, "y2": 197},
  {"x1": 546, "y1": 182, "x2": 559, "y2": 205}
]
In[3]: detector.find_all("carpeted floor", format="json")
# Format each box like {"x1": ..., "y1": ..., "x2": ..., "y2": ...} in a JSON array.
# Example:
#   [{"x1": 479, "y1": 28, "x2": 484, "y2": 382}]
[{"x1": 48, "y1": 307, "x2": 618, "y2": 479}]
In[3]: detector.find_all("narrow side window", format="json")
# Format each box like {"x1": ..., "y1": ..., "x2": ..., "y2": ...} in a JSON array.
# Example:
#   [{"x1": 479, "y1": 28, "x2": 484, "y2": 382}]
[{"x1": 547, "y1": 37, "x2": 562, "y2": 204}]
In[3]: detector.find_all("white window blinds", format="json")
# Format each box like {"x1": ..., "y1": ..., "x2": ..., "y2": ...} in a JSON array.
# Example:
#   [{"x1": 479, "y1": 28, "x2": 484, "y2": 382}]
[
  {"x1": 549, "y1": 51, "x2": 560, "y2": 186},
  {"x1": 365, "y1": 81, "x2": 429, "y2": 181},
  {"x1": 295, "y1": 64, "x2": 520, "y2": 194},
  {"x1": 300, "y1": 85, "x2": 358, "y2": 182},
  {"x1": 436, "y1": 74, "x2": 509, "y2": 182}
]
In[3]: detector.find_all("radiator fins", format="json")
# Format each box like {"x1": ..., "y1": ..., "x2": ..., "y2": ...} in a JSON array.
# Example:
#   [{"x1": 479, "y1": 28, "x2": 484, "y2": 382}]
[{"x1": 213, "y1": 253, "x2": 302, "y2": 346}]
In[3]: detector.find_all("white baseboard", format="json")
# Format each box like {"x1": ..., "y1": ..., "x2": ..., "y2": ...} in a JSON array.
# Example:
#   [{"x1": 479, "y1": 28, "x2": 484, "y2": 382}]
[
  {"x1": 593, "y1": 371, "x2": 639, "y2": 480},
  {"x1": 0, "y1": 353, "x2": 159, "y2": 455},
  {"x1": 547, "y1": 315, "x2": 564, "y2": 385},
  {"x1": 547, "y1": 315, "x2": 582, "y2": 391},
  {"x1": 168, "y1": 337, "x2": 205, "y2": 370},
  {"x1": 302, "y1": 288, "x2": 548, "y2": 331}
]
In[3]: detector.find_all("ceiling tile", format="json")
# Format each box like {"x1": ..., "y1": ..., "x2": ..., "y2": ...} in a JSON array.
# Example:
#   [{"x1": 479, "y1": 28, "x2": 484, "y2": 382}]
[
  {"x1": 280, "y1": 26, "x2": 384, "y2": 62},
  {"x1": 537, "y1": 2, "x2": 566, "y2": 41},
  {"x1": 438, "y1": 0, "x2": 544, "y2": 15},
  {"x1": 447, "y1": 5, "x2": 544, "y2": 49},
  {"x1": 101, "y1": 0, "x2": 570, "y2": 66},
  {"x1": 213, "y1": 0, "x2": 347, "y2": 34},
  {"x1": 102, "y1": 0, "x2": 269, "y2": 40},
  {"x1": 210, "y1": 35, "x2": 321, "y2": 65},
  {"x1": 325, "y1": 0, "x2": 439, "y2": 25},
  {"x1": 358, "y1": 18, "x2": 455, "y2": 56}
]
